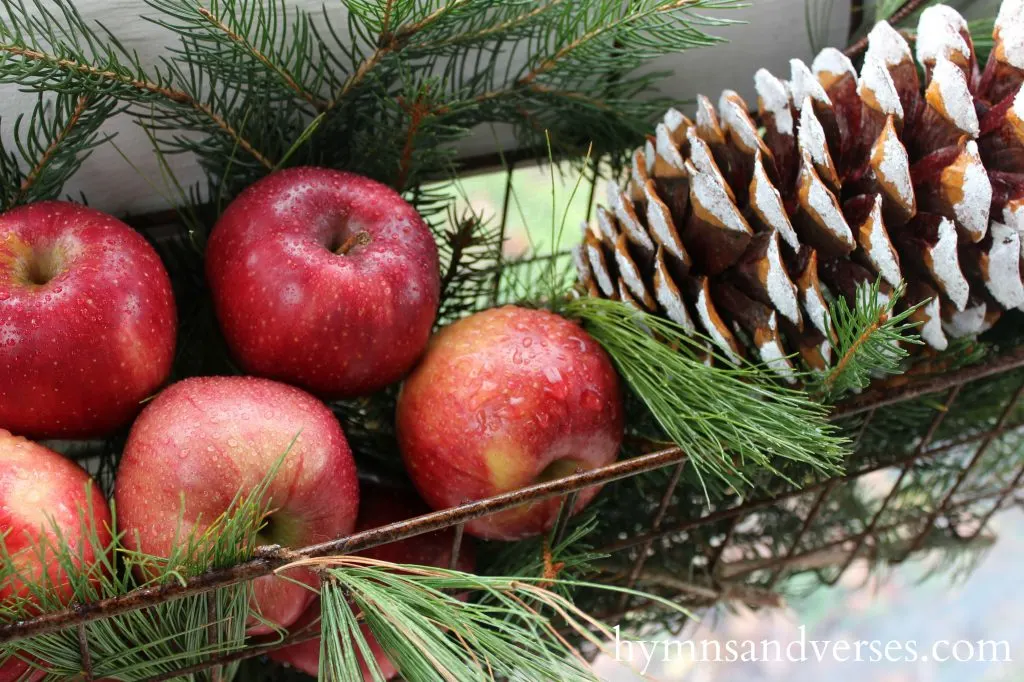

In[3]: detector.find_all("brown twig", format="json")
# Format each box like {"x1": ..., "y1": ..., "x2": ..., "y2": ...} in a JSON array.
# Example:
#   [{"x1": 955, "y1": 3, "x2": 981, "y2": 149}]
[
  {"x1": 395, "y1": 92, "x2": 448, "y2": 190},
  {"x1": 325, "y1": 0, "x2": 473, "y2": 111},
  {"x1": 821, "y1": 317, "x2": 883, "y2": 397},
  {"x1": 519, "y1": 0, "x2": 698, "y2": 85},
  {"x1": 843, "y1": 0, "x2": 929, "y2": 57},
  {"x1": 195, "y1": 7, "x2": 327, "y2": 111},
  {"x1": 0, "y1": 45, "x2": 274, "y2": 169},
  {"x1": 438, "y1": 216, "x2": 479, "y2": 295},
  {"x1": 11, "y1": 94, "x2": 91, "y2": 206}
]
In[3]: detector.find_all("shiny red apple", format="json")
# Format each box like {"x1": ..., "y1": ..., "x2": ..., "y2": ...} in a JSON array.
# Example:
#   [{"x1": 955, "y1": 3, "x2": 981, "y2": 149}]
[
  {"x1": 205, "y1": 167, "x2": 440, "y2": 399},
  {"x1": 397, "y1": 306, "x2": 624, "y2": 541},
  {"x1": 269, "y1": 485, "x2": 475, "y2": 680},
  {"x1": 0, "y1": 201, "x2": 176, "y2": 439},
  {"x1": 0, "y1": 430, "x2": 113, "y2": 682},
  {"x1": 114, "y1": 376, "x2": 359, "y2": 634}
]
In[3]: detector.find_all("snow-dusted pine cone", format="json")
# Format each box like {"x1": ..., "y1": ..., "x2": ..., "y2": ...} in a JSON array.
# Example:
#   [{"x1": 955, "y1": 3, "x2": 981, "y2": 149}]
[{"x1": 574, "y1": 2, "x2": 1024, "y2": 382}]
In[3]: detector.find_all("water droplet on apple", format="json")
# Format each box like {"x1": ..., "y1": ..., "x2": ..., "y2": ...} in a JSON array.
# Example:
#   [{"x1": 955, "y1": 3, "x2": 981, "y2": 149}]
[
  {"x1": 480, "y1": 379, "x2": 497, "y2": 392},
  {"x1": 228, "y1": 438, "x2": 239, "y2": 447},
  {"x1": 512, "y1": 349, "x2": 524, "y2": 364},
  {"x1": 568, "y1": 335, "x2": 588, "y2": 353},
  {"x1": 543, "y1": 366, "x2": 562, "y2": 384},
  {"x1": 522, "y1": 337, "x2": 533, "y2": 348},
  {"x1": 581, "y1": 390, "x2": 604, "y2": 411}
]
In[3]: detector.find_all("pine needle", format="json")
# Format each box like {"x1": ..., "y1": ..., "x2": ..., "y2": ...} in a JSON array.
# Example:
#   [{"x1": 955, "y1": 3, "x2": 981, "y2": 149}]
[
  {"x1": 563, "y1": 297, "x2": 848, "y2": 493},
  {"x1": 309, "y1": 555, "x2": 690, "y2": 682}
]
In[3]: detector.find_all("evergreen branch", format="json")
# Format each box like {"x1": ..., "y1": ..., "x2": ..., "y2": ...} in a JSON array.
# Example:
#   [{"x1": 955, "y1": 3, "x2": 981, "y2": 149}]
[
  {"x1": 563, "y1": 297, "x2": 848, "y2": 493},
  {"x1": 326, "y1": 0, "x2": 474, "y2": 111},
  {"x1": 814, "y1": 280, "x2": 923, "y2": 402},
  {"x1": 193, "y1": 5, "x2": 326, "y2": 111},
  {"x1": 406, "y1": 0, "x2": 567, "y2": 52},
  {"x1": 0, "y1": 0, "x2": 277, "y2": 170},
  {"x1": 0, "y1": 41, "x2": 275, "y2": 170},
  {"x1": 1, "y1": 91, "x2": 115, "y2": 210},
  {"x1": 13, "y1": 93, "x2": 90, "y2": 204},
  {"x1": 512, "y1": 0, "x2": 741, "y2": 90}
]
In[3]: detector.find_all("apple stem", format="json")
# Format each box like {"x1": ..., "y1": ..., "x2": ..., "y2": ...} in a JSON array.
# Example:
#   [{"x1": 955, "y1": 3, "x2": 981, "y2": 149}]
[{"x1": 335, "y1": 231, "x2": 371, "y2": 255}]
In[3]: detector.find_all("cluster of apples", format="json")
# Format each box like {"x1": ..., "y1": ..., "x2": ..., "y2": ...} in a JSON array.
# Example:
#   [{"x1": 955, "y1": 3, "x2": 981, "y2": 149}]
[{"x1": 0, "y1": 168, "x2": 623, "y2": 679}]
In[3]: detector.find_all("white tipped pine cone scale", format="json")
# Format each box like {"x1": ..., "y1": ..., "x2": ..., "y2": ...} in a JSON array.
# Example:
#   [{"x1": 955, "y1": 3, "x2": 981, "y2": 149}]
[{"x1": 574, "y1": 2, "x2": 1024, "y2": 381}]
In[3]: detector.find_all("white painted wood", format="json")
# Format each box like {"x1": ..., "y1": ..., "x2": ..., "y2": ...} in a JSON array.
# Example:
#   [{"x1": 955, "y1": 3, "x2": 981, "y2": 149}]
[{"x1": 0, "y1": 0, "x2": 850, "y2": 215}]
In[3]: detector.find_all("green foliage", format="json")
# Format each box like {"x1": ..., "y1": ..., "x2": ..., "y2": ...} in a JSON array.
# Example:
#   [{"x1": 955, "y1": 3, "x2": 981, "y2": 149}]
[
  {"x1": 563, "y1": 297, "x2": 848, "y2": 493},
  {"x1": 317, "y1": 555, "x2": 688, "y2": 682},
  {"x1": 813, "y1": 280, "x2": 923, "y2": 402},
  {"x1": 0, "y1": 446, "x2": 293, "y2": 680},
  {"x1": 0, "y1": 0, "x2": 744, "y2": 209},
  {"x1": 0, "y1": 91, "x2": 115, "y2": 211}
]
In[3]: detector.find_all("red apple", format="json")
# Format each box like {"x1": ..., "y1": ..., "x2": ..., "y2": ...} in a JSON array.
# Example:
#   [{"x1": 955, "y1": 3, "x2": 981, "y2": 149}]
[
  {"x1": 0, "y1": 430, "x2": 113, "y2": 682},
  {"x1": 114, "y1": 376, "x2": 359, "y2": 634},
  {"x1": 0, "y1": 201, "x2": 176, "y2": 439},
  {"x1": 205, "y1": 168, "x2": 440, "y2": 399},
  {"x1": 269, "y1": 485, "x2": 475, "y2": 680},
  {"x1": 397, "y1": 306, "x2": 623, "y2": 540}
]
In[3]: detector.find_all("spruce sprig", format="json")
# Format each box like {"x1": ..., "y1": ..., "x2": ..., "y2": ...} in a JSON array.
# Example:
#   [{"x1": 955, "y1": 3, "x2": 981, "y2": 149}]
[
  {"x1": 563, "y1": 297, "x2": 848, "y2": 493},
  {"x1": 814, "y1": 280, "x2": 923, "y2": 402},
  {"x1": 0, "y1": 91, "x2": 115, "y2": 211}
]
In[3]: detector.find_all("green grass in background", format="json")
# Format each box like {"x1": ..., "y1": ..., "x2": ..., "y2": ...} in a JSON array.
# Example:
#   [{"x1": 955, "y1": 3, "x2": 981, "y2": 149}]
[{"x1": 438, "y1": 159, "x2": 606, "y2": 257}]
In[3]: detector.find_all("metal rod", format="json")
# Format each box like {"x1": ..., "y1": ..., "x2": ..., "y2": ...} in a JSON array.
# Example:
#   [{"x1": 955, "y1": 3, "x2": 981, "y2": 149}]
[
  {"x1": 824, "y1": 385, "x2": 965, "y2": 582},
  {"x1": 603, "y1": 409, "x2": 1004, "y2": 557},
  {"x1": 77, "y1": 623, "x2": 93, "y2": 681},
  {"x1": 723, "y1": 485, "x2": 1007, "y2": 581},
  {"x1": 551, "y1": 490, "x2": 580, "y2": 546},
  {"x1": 707, "y1": 516, "x2": 740, "y2": 580},
  {"x1": 830, "y1": 348, "x2": 1024, "y2": 419},
  {"x1": 489, "y1": 162, "x2": 516, "y2": 305},
  {"x1": 899, "y1": 379, "x2": 1024, "y2": 559},
  {"x1": 615, "y1": 460, "x2": 687, "y2": 612},
  {"x1": 965, "y1": 460, "x2": 1024, "y2": 540},
  {"x1": 206, "y1": 594, "x2": 222, "y2": 682},
  {"x1": 764, "y1": 482, "x2": 835, "y2": 589},
  {"x1": 850, "y1": 406, "x2": 877, "y2": 451},
  {"x1": 448, "y1": 523, "x2": 465, "y2": 571}
]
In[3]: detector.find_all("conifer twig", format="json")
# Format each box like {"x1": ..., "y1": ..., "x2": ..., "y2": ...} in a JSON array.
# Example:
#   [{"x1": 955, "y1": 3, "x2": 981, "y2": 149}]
[
  {"x1": 814, "y1": 280, "x2": 923, "y2": 402},
  {"x1": 11, "y1": 93, "x2": 90, "y2": 204},
  {"x1": 0, "y1": 44, "x2": 274, "y2": 169},
  {"x1": 195, "y1": 6, "x2": 326, "y2": 111}
]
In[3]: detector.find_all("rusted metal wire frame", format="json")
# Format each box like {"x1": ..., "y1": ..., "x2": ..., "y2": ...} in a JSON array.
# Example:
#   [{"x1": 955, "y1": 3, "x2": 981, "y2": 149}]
[{"x1": 3, "y1": 349, "x2": 1024, "y2": 680}]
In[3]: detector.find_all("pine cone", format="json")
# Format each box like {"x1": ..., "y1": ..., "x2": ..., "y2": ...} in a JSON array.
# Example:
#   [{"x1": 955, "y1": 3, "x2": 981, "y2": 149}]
[{"x1": 574, "y1": 2, "x2": 1024, "y2": 382}]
